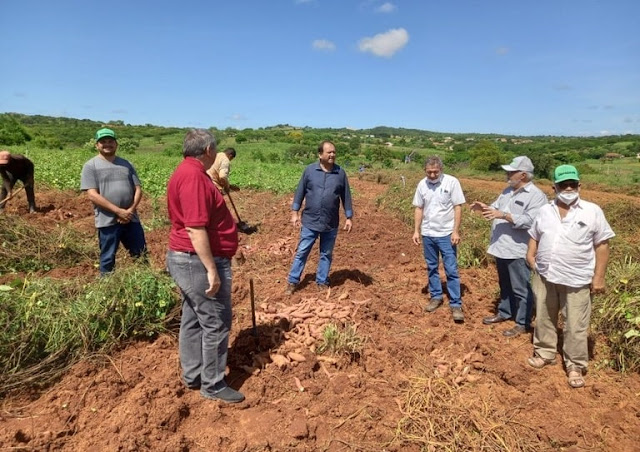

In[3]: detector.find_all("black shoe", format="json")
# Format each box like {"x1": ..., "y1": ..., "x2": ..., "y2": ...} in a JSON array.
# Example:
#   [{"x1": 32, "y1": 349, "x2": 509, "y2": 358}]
[
  {"x1": 503, "y1": 325, "x2": 528, "y2": 337},
  {"x1": 201, "y1": 387, "x2": 245, "y2": 403},
  {"x1": 483, "y1": 314, "x2": 509, "y2": 325}
]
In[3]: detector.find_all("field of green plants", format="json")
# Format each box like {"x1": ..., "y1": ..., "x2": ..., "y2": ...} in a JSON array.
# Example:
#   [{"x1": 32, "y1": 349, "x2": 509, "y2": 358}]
[
  {"x1": 1, "y1": 135, "x2": 639, "y2": 398},
  {"x1": 18, "y1": 143, "x2": 320, "y2": 197}
]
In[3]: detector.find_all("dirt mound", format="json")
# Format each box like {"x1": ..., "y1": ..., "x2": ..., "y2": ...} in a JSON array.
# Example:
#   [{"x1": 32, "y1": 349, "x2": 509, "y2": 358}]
[{"x1": 1, "y1": 179, "x2": 639, "y2": 451}]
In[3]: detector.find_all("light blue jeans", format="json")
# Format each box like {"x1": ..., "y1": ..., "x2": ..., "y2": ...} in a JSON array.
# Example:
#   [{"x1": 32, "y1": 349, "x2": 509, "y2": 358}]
[
  {"x1": 287, "y1": 226, "x2": 338, "y2": 286},
  {"x1": 495, "y1": 258, "x2": 533, "y2": 328},
  {"x1": 422, "y1": 235, "x2": 462, "y2": 308},
  {"x1": 166, "y1": 250, "x2": 232, "y2": 397}
]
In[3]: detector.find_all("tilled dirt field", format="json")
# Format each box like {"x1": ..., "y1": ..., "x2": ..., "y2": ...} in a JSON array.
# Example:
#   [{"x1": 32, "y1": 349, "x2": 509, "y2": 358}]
[{"x1": 1, "y1": 177, "x2": 639, "y2": 451}]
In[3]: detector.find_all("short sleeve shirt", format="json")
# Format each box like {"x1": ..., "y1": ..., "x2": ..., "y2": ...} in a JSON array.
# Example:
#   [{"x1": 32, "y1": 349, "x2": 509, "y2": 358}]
[
  {"x1": 487, "y1": 182, "x2": 549, "y2": 259},
  {"x1": 80, "y1": 155, "x2": 141, "y2": 228},
  {"x1": 412, "y1": 174, "x2": 465, "y2": 237},
  {"x1": 529, "y1": 199, "x2": 615, "y2": 287},
  {"x1": 167, "y1": 157, "x2": 238, "y2": 258}
]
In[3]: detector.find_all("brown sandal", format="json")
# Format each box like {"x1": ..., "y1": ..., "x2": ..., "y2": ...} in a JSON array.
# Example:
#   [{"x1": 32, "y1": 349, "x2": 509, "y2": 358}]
[
  {"x1": 567, "y1": 367, "x2": 585, "y2": 388},
  {"x1": 527, "y1": 355, "x2": 556, "y2": 369}
]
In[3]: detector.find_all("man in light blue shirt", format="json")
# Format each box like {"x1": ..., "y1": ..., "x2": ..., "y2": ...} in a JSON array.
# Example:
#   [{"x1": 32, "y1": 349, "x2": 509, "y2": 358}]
[
  {"x1": 286, "y1": 140, "x2": 353, "y2": 294},
  {"x1": 470, "y1": 156, "x2": 548, "y2": 337}
]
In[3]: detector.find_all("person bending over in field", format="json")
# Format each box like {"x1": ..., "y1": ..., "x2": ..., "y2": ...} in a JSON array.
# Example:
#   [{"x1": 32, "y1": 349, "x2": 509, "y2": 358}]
[
  {"x1": 0, "y1": 150, "x2": 36, "y2": 213},
  {"x1": 80, "y1": 128, "x2": 147, "y2": 275},
  {"x1": 207, "y1": 147, "x2": 236, "y2": 193}
]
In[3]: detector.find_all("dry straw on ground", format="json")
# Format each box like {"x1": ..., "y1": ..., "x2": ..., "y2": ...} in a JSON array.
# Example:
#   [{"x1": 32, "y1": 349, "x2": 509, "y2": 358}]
[{"x1": 394, "y1": 376, "x2": 544, "y2": 451}]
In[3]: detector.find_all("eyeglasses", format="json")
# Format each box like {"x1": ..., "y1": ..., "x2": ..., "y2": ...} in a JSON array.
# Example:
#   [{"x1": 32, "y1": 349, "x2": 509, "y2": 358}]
[{"x1": 556, "y1": 181, "x2": 579, "y2": 190}]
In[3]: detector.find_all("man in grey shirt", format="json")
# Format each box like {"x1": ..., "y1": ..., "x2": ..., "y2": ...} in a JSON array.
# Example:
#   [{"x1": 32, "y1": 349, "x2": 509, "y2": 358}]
[
  {"x1": 80, "y1": 128, "x2": 146, "y2": 274},
  {"x1": 470, "y1": 156, "x2": 548, "y2": 337}
]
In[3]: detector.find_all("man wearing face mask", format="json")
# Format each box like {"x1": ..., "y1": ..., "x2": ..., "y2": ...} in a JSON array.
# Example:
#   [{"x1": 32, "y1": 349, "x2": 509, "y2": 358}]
[
  {"x1": 526, "y1": 165, "x2": 614, "y2": 389},
  {"x1": 412, "y1": 156, "x2": 466, "y2": 322},
  {"x1": 470, "y1": 156, "x2": 548, "y2": 337}
]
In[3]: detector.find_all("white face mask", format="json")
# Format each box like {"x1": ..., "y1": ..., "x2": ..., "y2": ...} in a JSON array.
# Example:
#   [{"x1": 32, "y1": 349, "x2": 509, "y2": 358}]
[{"x1": 556, "y1": 190, "x2": 579, "y2": 205}]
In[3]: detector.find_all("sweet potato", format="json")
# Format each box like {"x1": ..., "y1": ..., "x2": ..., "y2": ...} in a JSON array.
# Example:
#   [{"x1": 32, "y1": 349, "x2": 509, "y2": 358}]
[{"x1": 287, "y1": 352, "x2": 306, "y2": 362}]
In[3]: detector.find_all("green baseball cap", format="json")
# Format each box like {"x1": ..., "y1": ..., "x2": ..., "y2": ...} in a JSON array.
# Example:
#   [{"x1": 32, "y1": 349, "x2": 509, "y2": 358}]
[
  {"x1": 554, "y1": 164, "x2": 580, "y2": 183},
  {"x1": 95, "y1": 128, "x2": 117, "y2": 141}
]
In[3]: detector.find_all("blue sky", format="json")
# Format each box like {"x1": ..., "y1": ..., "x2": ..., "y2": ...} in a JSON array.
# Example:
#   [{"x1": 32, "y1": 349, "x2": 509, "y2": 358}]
[{"x1": 1, "y1": 0, "x2": 638, "y2": 136}]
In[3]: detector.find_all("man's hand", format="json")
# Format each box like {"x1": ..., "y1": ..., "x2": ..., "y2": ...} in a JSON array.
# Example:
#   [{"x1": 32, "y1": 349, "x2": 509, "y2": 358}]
[
  {"x1": 412, "y1": 231, "x2": 421, "y2": 246},
  {"x1": 482, "y1": 207, "x2": 503, "y2": 221},
  {"x1": 119, "y1": 207, "x2": 133, "y2": 220},
  {"x1": 451, "y1": 231, "x2": 461, "y2": 245},
  {"x1": 591, "y1": 276, "x2": 606, "y2": 294},
  {"x1": 290, "y1": 211, "x2": 301, "y2": 228},
  {"x1": 469, "y1": 201, "x2": 487, "y2": 212},
  {"x1": 205, "y1": 268, "x2": 221, "y2": 297},
  {"x1": 343, "y1": 218, "x2": 353, "y2": 232}
]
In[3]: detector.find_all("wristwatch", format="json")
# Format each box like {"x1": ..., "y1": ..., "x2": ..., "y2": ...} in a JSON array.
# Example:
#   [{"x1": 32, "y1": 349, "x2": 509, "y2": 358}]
[{"x1": 502, "y1": 211, "x2": 507, "y2": 219}]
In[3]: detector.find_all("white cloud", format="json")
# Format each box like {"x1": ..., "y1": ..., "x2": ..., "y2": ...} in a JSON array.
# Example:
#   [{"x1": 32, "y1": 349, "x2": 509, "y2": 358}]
[
  {"x1": 295, "y1": 0, "x2": 313, "y2": 4},
  {"x1": 599, "y1": 130, "x2": 612, "y2": 136},
  {"x1": 229, "y1": 114, "x2": 247, "y2": 121},
  {"x1": 358, "y1": 28, "x2": 409, "y2": 58},
  {"x1": 495, "y1": 46, "x2": 509, "y2": 55},
  {"x1": 376, "y1": 2, "x2": 397, "y2": 13},
  {"x1": 312, "y1": 39, "x2": 336, "y2": 51}
]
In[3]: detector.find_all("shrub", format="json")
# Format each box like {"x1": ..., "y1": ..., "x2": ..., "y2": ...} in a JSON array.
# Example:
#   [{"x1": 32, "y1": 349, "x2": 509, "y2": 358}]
[
  {"x1": 592, "y1": 257, "x2": 640, "y2": 372},
  {"x1": 0, "y1": 265, "x2": 178, "y2": 393}
]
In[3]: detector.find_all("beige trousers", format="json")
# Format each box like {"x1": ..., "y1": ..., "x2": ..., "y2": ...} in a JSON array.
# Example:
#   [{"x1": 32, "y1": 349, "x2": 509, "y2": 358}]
[{"x1": 531, "y1": 271, "x2": 592, "y2": 371}]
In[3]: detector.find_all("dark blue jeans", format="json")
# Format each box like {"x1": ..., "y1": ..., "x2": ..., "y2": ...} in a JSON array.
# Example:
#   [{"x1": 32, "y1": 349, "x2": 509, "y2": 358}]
[
  {"x1": 421, "y1": 234, "x2": 462, "y2": 308},
  {"x1": 287, "y1": 226, "x2": 338, "y2": 286},
  {"x1": 167, "y1": 251, "x2": 233, "y2": 397},
  {"x1": 97, "y1": 222, "x2": 146, "y2": 274},
  {"x1": 495, "y1": 257, "x2": 533, "y2": 328}
]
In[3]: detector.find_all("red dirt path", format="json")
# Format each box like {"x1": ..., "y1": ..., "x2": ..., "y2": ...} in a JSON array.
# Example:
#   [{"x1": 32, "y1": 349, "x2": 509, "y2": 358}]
[{"x1": 1, "y1": 178, "x2": 639, "y2": 451}]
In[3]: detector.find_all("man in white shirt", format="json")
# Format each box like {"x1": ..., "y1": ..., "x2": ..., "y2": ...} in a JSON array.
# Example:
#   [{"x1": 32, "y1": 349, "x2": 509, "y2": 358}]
[
  {"x1": 526, "y1": 164, "x2": 614, "y2": 389},
  {"x1": 470, "y1": 156, "x2": 548, "y2": 337},
  {"x1": 412, "y1": 156, "x2": 466, "y2": 322}
]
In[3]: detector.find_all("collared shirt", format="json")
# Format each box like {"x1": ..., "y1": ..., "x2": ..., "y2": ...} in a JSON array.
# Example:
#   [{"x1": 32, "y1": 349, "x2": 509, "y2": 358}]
[
  {"x1": 529, "y1": 198, "x2": 615, "y2": 287},
  {"x1": 412, "y1": 174, "x2": 465, "y2": 237},
  {"x1": 167, "y1": 157, "x2": 238, "y2": 258},
  {"x1": 292, "y1": 161, "x2": 353, "y2": 232},
  {"x1": 487, "y1": 182, "x2": 549, "y2": 259}
]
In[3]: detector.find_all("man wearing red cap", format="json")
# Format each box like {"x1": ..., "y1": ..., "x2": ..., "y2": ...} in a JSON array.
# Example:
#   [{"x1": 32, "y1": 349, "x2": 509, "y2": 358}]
[{"x1": 0, "y1": 150, "x2": 36, "y2": 213}]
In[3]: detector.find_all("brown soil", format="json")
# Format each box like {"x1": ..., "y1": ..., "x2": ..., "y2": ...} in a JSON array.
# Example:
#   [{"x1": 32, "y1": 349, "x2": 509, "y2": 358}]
[{"x1": 1, "y1": 179, "x2": 639, "y2": 451}]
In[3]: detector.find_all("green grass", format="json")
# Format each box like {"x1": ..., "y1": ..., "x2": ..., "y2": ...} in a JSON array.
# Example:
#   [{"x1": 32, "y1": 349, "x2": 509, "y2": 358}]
[
  {"x1": 0, "y1": 264, "x2": 178, "y2": 394},
  {"x1": 17, "y1": 144, "x2": 315, "y2": 196},
  {"x1": 593, "y1": 257, "x2": 640, "y2": 372}
]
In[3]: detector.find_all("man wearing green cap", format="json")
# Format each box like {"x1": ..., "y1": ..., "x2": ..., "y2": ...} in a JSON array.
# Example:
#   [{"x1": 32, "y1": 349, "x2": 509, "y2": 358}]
[
  {"x1": 81, "y1": 128, "x2": 147, "y2": 274},
  {"x1": 526, "y1": 164, "x2": 614, "y2": 388}
]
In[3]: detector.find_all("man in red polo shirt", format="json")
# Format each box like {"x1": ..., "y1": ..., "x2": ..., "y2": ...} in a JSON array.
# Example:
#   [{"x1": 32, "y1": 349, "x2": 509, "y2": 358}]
[{"x1": 166, "y1": 129, "x2": 243, "y2": 403}]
